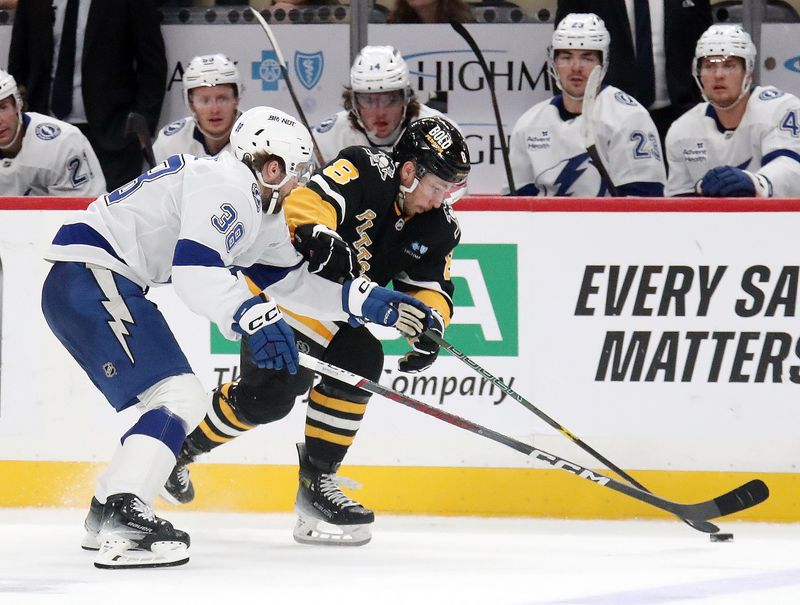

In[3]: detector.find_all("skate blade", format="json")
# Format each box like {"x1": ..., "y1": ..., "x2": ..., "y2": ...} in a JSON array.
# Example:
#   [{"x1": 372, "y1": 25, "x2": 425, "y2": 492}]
[
  {"x1": 94, "y1": 538, "x2": 189, "y2": 569},
  {"x1": 293, "y1": 515, "x2": 371, "y2": 547}
]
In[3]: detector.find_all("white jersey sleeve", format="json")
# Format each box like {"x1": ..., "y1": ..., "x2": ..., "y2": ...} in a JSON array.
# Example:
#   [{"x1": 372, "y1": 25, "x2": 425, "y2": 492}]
[
  {"x1": 0, "y1": 112, "x2": 106, "y2": 196},
  {"x1": 509, "y1": 104, "x2": 542, "y2": 195},
  {"x1": 152, "y1": 116, "x2": 232, "y2": 164},
  {"x1": 666, "y1": 87, "x2": 800, "y2": 197}
]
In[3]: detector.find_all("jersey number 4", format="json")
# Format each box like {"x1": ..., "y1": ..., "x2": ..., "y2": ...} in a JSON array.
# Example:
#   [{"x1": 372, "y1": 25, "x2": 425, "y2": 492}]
[{"x1": 780, "y1": 110, "x2": 799, "y2": 138}]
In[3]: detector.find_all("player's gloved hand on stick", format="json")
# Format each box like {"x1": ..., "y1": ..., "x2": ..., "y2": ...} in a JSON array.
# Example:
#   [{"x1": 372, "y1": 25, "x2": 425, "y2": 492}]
[
  {"x1": 398, "y1": 308, "x2": 445, "y2": 374},
  {"x1": 342, "y1": 277, "x2": 432, "y2": 332},
  {"x1": 697, "y1": 166, "x2": 772, "y2": 197},
  {"x1": 233, "y1": 293, "x2": 298, "y2": 374},
  {"x1": 294, "y1": 223, "x2": 359, "y2": 283}
]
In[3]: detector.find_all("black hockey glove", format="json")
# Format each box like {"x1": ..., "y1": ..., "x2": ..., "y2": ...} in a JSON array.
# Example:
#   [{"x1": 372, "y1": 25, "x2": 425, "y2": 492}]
[
  {"x1": 398, "y1": 308, "x2": 444, "y2": 374},
  {"x1": 294, "y1": 223, "x2": 359, "y2": 283}
]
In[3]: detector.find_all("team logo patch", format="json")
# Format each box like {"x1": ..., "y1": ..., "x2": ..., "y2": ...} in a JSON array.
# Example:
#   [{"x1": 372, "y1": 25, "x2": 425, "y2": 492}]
[
  {"x1": 294, "y1": 51, "x2": 324, "y2": 90},
  {"x1": 316, "y1": 115, "x2": 337, "y2": 133},
  {"x1": 759, "y1": 88, "x2": 784, "y2": 101},
  {"x1": 365, "y1": 148, "x2": 396, "y2": 181},
  {"x1": 252, "y1": 183, "x2": 262, "y2": 212},
  {"x1": 103, "y1": 362, "x2": 117, "y2": 378},
  {"x1": 35, "y1": 123, "x2": 61, "y2": 140},
  {"x1": 164, "y1": 119, "x2": 187, "y2": 136},
  {"x1": 613, "y1": 91, "x2": 637, "y2": 106},
  {"x1": 297, "y1": 339, "x2": 311, "y2": 355}
]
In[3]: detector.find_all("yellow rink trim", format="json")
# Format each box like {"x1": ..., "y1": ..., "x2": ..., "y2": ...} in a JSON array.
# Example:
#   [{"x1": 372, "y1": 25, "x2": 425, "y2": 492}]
[{"x1": 0, "y1": 460, "x2": 798, "y2": 522}]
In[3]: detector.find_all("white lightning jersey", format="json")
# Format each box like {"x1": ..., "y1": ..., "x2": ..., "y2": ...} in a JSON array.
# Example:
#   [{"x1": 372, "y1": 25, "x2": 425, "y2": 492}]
[
  {"x1": 313, "y1": 104, "x2": 455, "y2": 165},
  {"x1": 0, "y1": 112, "x2": 106, "y2": 196},
  {"x1": 666, "y1": 86, "x2": 800, "y2": 197},
  {"x1": 509, "y1": 86, "x2": 666, "y2": 196},
  {"x1": 44, "y1": 153, "x2": 347, "y2": 340},
  {"x1": 152, "y1": 116, "x2": 231, "y2": 164}
]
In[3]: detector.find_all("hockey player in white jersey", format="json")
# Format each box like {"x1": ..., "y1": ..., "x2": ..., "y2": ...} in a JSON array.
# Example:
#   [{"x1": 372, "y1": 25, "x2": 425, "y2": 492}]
[
  {"x1": 152, "y1": 54, "x2": 242, "y2": 164},
  {"x1": 508, "y1": 14, "x2": 666, "y2": 197},
  {"x1": 314, "y1": 45, "x2": 459, "y2": 164},
  {"x1": 666, "y1": 24, "x2": 800, "y2": 197},
  {"x1": 40, "y1": 106, "x2": 432, "y2": 569},
  {"x1": 0, "y1": 69, "x2": 106, "y2": 195}
]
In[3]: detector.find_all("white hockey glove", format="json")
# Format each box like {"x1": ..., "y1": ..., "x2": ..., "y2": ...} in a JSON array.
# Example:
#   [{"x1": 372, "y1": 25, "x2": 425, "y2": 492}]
[
  {"x1": 342, "y1": 277, "x2": 432, "y2": 331},
  {"x1": 233, "y1": 293, "x2": 298, "y2": 374},
  {"x1": 398, "y1": 308, "x2": 445, "y2": 374}
]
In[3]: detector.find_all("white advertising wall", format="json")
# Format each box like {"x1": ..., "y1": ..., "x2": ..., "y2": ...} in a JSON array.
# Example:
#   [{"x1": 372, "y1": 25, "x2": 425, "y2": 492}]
[
  {"x1": 1, "y1": 22, "x2": 798, "y2": 194},
  {"x1": 2, "y1": 202, "x2": 799, "y2": 480}
]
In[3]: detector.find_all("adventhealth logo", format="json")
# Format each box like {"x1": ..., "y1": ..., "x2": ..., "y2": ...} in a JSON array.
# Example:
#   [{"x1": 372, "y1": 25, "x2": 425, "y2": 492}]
[{"x1": 210, "y1": 243, "x2": 518, "y2": 356}]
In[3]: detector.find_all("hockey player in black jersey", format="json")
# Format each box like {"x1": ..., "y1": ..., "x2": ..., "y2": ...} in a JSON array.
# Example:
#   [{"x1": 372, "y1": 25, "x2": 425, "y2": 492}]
[{"x1": 162, "y1": 117, "x2": 470, "y2": 546}]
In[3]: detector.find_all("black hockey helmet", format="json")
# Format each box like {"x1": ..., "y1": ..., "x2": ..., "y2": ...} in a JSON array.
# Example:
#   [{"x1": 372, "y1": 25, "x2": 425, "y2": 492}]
[{"x1": 393, "y1": 117, "x2": 471, "y2": 184}]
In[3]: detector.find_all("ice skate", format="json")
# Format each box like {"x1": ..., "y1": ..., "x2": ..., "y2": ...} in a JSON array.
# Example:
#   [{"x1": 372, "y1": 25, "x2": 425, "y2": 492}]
[
  {"x1": 160, "y1": 451, "x2": 195, "y2": 505},
  {"x1": 293, "y1": 443, "x2": 374, "y2": 547},
  {"x1": 94, "y1": 493, "x2": 190, "y2": 569}
]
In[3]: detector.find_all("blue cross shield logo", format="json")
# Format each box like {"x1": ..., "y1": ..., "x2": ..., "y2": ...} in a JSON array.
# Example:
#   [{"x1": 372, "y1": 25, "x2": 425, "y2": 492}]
[
  {"x1": 251, "y1": 50, "x2": 283, "y2": 91},
  {"x1": 294, "y1": 51, "x2": 324, "y2": 90}
]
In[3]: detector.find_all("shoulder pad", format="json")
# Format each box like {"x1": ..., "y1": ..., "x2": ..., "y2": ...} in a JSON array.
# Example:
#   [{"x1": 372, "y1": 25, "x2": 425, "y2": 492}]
[
  {"x1": 316, "y1": 114, "x2": 338, "y2": 134},
  {"x1": 34, "y1": 123, "x2": 62, "y2": 141},
  {"x1": 162, "y1": 118, "x2": 188, "y2": 136}
]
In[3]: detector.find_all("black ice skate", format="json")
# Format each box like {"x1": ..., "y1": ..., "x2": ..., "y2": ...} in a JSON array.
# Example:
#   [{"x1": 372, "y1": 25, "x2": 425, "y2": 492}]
[
  {"x1": 293, "y1": 443, "x2": 374, "y2": 546},
  {"x1": 94, "y1": 493, "x2": 190, "y2": 569},
  {"x1": 160, "y1": 450, "x2": 195, "y2": 505},
  {"x1": 80, "y1": 496, "x2": 104, "y2": 551}
]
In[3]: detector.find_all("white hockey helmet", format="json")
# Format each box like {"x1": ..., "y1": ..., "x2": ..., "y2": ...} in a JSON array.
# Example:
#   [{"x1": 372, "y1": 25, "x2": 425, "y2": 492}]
[
  {"x1": 182, "y1": 53, "x2": 242, "y2": 109},
  {"x1": 0, "y1": 69, "x2": 22, "y2": 109},
  {"x1": 350, "y1": 45, "x2": 411, "y2": 93},
  {"x1": 692, "y1": 24, "x2": 757, "y2": 107},
  {"x1": 548, "y1": 13, "x2": 610, "y2": 91},
  {"x1": 230, "y1": 106, "x2": 314, "y2": 213}
]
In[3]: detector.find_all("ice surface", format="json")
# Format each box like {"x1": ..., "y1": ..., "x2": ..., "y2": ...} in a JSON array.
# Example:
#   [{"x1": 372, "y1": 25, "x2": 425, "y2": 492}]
[{"x1": 1, "y1": 508, "x2": 799, "y2": 605}]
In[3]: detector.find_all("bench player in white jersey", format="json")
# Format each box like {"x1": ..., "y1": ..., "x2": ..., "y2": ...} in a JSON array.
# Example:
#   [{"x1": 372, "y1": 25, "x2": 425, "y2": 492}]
[
  {"x1": 40, "y1": 106, "x2": 431, "y2": 569},
  {"x1": 666, "y1": 24, "x2": 800, "y2": 197},
  {"x1": 153, "y1": 54, "x2": 242, "y2": 164},
  {"x1": 508, "y1": 14, "x2": 666, "y2": 197},
  {"x1": 314, "y1": 46, "x2": 460, "y2": 162},
  {"x1": 0, "y1": 69, "x2": 106, "y2": 195}
]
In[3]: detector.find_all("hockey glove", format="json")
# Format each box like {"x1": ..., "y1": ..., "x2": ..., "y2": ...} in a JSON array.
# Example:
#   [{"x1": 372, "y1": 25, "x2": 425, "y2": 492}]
[
  {"x1": 294, "y1": 223, "x2": 360, "y2": 283},
  {"x1": 342, "y1": 277, "x2": 433, "y2": 332},
  {"x1": 697, "y1": 166, "x2": 773, "y2": 198},
  {"x1": 233, "y1": 293, "x2": 298, "y2": 374},
  {"x1": 398, "y1": 309, "x2": 445, "y2": 374}
]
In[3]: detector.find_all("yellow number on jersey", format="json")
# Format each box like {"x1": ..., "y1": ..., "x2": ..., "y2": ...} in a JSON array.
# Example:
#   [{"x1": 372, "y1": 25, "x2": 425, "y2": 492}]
[
  {"x1": 323, "y1": 159, "x2": 359, "y2": 185},
  {"x1": 443, "y1": 251, "x2": 453, "y2": 281}
]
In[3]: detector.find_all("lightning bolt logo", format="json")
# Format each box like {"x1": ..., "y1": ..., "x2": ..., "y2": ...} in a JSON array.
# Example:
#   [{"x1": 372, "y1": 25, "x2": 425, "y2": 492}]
[{"x1": 89, "y1": 266, "x2": 136, "y2": 364}]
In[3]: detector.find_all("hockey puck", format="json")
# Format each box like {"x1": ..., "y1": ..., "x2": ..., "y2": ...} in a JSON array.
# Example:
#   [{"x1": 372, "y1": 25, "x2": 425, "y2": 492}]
[{"x1": 710, "y1": 532, "x2": 734, "y2": 542}]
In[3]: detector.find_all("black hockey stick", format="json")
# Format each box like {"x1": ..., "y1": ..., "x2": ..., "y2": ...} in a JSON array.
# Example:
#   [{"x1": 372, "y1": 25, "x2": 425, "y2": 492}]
[
  {"x1": 124, "y1": 112, "x2": 156, "y2": 169},
  {"x1": 249, "y1": 8, "x2": 325, "y2": 166},
  {"x1": 581, "y1": 66, "x2": 620, "y2": 196},
  {"x1": 449, "y1": 21, "x2": 515, "y2": 194},
  {"x1": 424, "y1": 330, "x2": 724, "y2": 533},
  {"x1": 298, "y1": 352, "x2": 768, "y2": 524}
]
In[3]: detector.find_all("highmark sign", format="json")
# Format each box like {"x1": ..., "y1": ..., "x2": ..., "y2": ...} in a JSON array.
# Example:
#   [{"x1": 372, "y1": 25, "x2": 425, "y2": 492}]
[{"x1": 210, "y1": 243, "x2": 518, "y2": 357}]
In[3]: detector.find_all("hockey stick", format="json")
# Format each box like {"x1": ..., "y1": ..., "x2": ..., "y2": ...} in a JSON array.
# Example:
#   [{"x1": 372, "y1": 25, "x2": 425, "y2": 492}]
[
  {"x1": 449, "y1": 21, "x2": 515, "y2": 195},
  {"x1": 298, "y1": 352, "x2": 768, "y2": 525},
  {"x1": 580, "y1": 65, "x2": 620, "y2": 197},
  {"x1": 124, "y1": 112, "x2": 156, "y2": 169},
  {"x1": 249, "y1": 8, "x2": 326, "y2": 166},
  {"x1": 423, "y1": 330, "x2": 722, "y2": 533}
]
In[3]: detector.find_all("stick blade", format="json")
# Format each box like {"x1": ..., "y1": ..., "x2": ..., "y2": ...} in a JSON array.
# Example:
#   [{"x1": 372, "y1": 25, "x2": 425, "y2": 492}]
[
  {"x1": 580, "y1": 65, "x2": 602, "y2": 148},
  {"x1": 713, "y1": 479, "x2": 769, "y2": 517}
]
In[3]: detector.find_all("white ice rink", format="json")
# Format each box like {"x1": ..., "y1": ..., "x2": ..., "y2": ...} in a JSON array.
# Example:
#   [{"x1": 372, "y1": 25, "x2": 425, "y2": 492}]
[{"x1": 1, "y1": 508, "x2": 799, "y2": 605}]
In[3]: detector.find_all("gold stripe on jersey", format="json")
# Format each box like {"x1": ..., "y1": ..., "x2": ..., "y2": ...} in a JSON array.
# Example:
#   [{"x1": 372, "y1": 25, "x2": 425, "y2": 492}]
[
  {"x1": 281, "y1": 307, "x2": 336, "y2": 343},
  {"x1": 408, "y1": 289, "x2": 452, "y2": 326},
  {"x1": 283, "y1": 185, "x2": 338, "y2": 236}
]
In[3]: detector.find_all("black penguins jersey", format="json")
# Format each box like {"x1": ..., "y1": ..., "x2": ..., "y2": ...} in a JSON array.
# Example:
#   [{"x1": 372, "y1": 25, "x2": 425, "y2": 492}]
[{"x1": 283, "y1": 145, "x2": 460, "y2": 321}]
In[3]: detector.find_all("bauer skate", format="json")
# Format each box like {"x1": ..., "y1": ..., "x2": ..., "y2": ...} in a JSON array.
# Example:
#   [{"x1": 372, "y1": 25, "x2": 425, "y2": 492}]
[
  {"x1": 293, "y1": 443, "x2": 374, "y2": 546},
  {"x1": 94, "y1": 493, "x2": 190, "y2": 569}
]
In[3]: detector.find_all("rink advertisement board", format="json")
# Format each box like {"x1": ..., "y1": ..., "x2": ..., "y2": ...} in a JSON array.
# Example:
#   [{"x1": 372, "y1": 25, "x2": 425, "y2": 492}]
[{"x1": 0, "y1": 197, "x2": 798, "y2": 521}]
